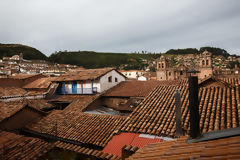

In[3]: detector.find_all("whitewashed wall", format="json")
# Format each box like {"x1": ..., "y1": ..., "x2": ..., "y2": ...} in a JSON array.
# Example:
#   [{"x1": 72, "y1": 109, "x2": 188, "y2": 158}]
[{"x1": 99, "y1": 70, "x2": 126, "y2": 92}]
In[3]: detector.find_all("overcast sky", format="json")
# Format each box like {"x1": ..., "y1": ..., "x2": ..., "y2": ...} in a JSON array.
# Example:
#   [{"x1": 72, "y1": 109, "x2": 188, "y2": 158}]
[{"x1": 0, "y1": 0, "x2": 240, "y2": 56}]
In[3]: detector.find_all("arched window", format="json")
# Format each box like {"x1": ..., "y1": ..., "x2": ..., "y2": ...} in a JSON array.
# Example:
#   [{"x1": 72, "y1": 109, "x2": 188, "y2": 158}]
[
  {"x1": 202, "y1": 60, "x2": 205, "y2": 66},
  {"x1": 162, "y1": 63, "x2": 164, "y2": 68},
  {"x1": 206, "y1": 60, "x2": 209, "y2": 65}
]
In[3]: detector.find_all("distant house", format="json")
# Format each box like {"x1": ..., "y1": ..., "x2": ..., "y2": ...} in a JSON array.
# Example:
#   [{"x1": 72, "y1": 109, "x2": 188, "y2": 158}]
[
  {"x1": 119, "y1": 70, "x2": 145, "y2": 79},
  {"x1": 137, "y1": 76, "x2": 147, "y2": 81},
  {"x1": 2, "y1": 53, "x2": 23, "y2": 62},
  {"x1": 54, "y1": 68, "x2": 126, "y2": 95}
]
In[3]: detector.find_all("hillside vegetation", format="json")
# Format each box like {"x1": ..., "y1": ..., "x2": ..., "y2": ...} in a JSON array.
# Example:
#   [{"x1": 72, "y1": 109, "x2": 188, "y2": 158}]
[
  {"x1": 0, "y1": 43, "x2": 47, "y2": 60},
  {"x1": 0, "y1": 43, "x2": 234, "y2": 70},
  {"x1": 49, "y1": 51, "x2": 160, "y2": 69},
  {"x1": 165, "y1": 47, "x2": 230, "y2": 57}
]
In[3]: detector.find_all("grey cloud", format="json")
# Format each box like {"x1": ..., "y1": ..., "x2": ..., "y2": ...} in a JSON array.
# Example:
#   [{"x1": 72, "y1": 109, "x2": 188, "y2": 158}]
[{"x1": 0, "y1": 0, "x2": 240, "y2": 55}]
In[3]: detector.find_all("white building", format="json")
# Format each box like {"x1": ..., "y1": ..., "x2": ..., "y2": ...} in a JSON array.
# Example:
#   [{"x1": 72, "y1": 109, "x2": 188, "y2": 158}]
[
  {"x1": 137, "y1": 76, "x2": 147, "y2": 81},
  {"x1": 119, "y1": 70, "x2": 145, "y2": 79},
  {"x1": 54, "y1": 68, "x2": 126, "y2": 94}
]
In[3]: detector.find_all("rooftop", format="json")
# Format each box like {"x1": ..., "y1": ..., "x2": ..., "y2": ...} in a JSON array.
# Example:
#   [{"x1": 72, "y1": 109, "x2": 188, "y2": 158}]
[
  {"x1": 103, "y1": 80, "x2": 186, "y2": 97},
  {"x1": 120, "y1": 85, "x2": 240, "y2": 137},
  {"x1": 128, "y1": 133, "x2": 240, "y2": 160},
  {"x1": 54, "y1": 68, "x2": 119, "y2": 81},
  {"x1": 0, "y1": 131, "x2": 54, "y2": 160},
  {"x1": 9, "y1": 73, "x2": 43, "y2": 79},
  {"x1": 23, "y1": 77, "x2": 56, "y2": 89},
  {"x1": 0, "y1": 87, "x2": 26, "y2": 97},
  {"x1": 26, "y1": 112, "x2": 126, "y2": 147}
]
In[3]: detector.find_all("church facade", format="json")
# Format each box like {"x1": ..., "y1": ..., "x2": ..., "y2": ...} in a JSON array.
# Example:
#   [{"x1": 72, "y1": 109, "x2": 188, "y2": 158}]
[{"x1": 156, "y1": 50, "x2": 213, "y2": 81}]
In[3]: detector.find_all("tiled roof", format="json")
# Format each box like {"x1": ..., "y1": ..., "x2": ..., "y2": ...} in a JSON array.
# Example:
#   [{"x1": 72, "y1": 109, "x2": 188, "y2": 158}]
[
  {"x1": 120, "y1": 85, "x2": 240, "y2": 137},
  {"x1": 48, "y1": 94, "x2": 98, "y2": 102},
  {"x1": 220, "y1": 77, "x2": 240, "y2": 86},
  {"x1": 199, "y1": 76, "x2": 230, "y2": 87},
  {"x1": 102, "y1": 132, "x2": 163, "y2": 156},
  {"x1": 0, "y1": 87, "x2": 27, "y2": 97},
  {"x1": 48, "y1": 94, "x2": 100, "y2": 112},
  {"x1": 23, "y1": 77, "x2": 56, "y2": 89},
  {"x1": 27, "y1": 99, "x2": 54, "y2": 110},
  {"x1": 103, "y1": 80, "x2": 185, "y2": 97},
  {"x1": 0, "y1": 87, "x2": 49, "y2": 98},
  {"x1": 55, "y1": 141, "x2": 121, "y2": 160},
  {"x1": 63, "y1": 94, "x2": 100, "y2": 112},
  {"x1": 9, "y1": 73, "x2": 42, "y2": 79},
  {"x1": 26, "y1": 112, "x2": 126, "y2": 147},
  {"x1": 0, "y1": 102, "x2": 25, "y2": 122},
  {"x1": 0, "y1": 100, "x2": 46, "y2": 123},
  {"x1": 127, "y1": 135, "x2": 240, "y2": 160},
  {"x1": 0, "y1": 131, "x2": 54, "y2": 160},
  {"x1": 54, "y1": 68, "x2": 118, "y2": 81},
  {"x1": 24, "y1": 90, "x2": 47, "y2": 96}
]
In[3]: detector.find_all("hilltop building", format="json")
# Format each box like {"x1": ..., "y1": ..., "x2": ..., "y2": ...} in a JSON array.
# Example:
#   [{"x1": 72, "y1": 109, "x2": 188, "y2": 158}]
[{"x1": 156, "y1": 50, "x2": 213, "y2": 80}]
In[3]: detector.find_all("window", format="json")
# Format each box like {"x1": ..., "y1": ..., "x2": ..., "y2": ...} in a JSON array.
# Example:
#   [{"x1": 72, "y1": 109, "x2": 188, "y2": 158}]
[
  {"x1": 169, "y1": 72, "x2": 171, "y2": 76},
  {"x1": 162, "y1": 63, "x2": 164, "y2": 68},
  {"x1": 115, "y1": 77, "x2": 118, "y2": 82},
  {"x1": 108, "y1": 76, "x2": 112, "y2": 82},
  {"x1": 180, "y1": 71, "x2": 183, "y2": 75},
  {"x1": 202, "y1": 60, "x2": 205, "y2": 66},
  {"x1": 206, "y1": 60, "x2": 209, "y2": 65},
  {"x1": 158, "y1": 64, "x2": 161, "y2": 68}
]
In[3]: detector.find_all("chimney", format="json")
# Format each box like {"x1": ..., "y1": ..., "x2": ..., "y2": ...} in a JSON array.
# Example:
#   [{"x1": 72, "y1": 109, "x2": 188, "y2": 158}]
[
  {"x1": 175, "y1": 89, "x2": 183, "y2": 136},
  {"x1": 122, "y1": 145, "x2": 139, "y2": 160},
  {"x1": 188, "y1": 75, "x2": 201, "y2": 139}
]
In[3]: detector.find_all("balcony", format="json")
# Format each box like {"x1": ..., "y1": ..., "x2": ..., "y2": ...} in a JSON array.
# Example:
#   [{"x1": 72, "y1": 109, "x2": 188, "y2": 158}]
[{"x1": 57, "y1": 87, "x2": 97, "y2": 95}]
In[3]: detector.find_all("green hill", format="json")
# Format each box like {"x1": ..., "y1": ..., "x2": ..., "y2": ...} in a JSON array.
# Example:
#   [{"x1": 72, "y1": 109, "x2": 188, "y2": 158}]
[
  {"x1": 165, "y1": 47, "x2": 230, "y2": 57},
  {"x1": 0, "y1": 43, "x2": 47, "y2": 60},
  {"x1": 49, "y1": 51, "x2": 160, "y2": 69}
]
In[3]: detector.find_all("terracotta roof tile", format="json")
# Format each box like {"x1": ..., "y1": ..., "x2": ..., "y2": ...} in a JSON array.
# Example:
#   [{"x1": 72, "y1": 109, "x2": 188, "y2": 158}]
[
  {"x1": 0, "y1": 102, "x2": 25, "y2": 122},
  {"x1": 23, "y1": 77, "x2": 56, "y2": 89},
  {"x1": 9, "y1": 74, "x2": 43, "y2": 80},
  {"x1": 26, "y1": 111, "x2": 126, "y2": 147},
  {"x1": 55, "y1": 141, "x2": 120, "y2": 159},
  {"x1": 103, "y1": 80, "x2": 184, "y2": 97},
  {"x1": 127, "y1": 135, "x2": 240, "y2": 160},
  {"x1": 102, "y1": 132, "x2": 162, "y2": 156},
  {"x1": 220, "y1": 77, "x2": 240, "y2": 86},
  {"x1": 120, "y1": 85, "x2": 240, "y2": 137},
  {"x1": 54, "y1": 68, "x2": 118, "y2": 81},
  {"x1": 0, "y1": 87, "x2": 27, "y2": 97},
  {"x1": 27, "y1": 99, "x2": 54, "y2": 110},
  {"x1": 0, "y1": 131, "x2": 54, "y2": 160}
]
